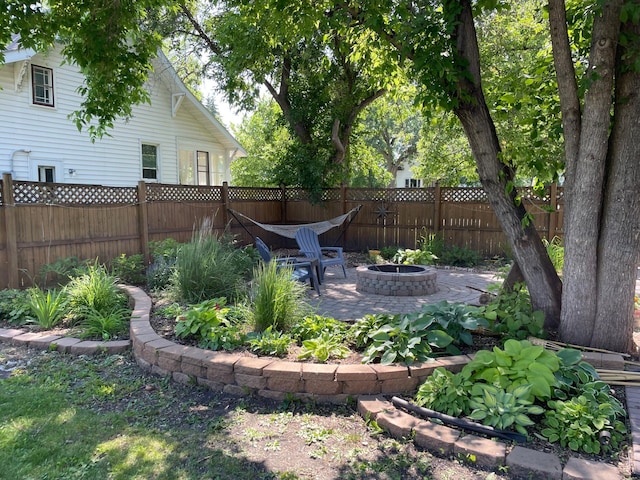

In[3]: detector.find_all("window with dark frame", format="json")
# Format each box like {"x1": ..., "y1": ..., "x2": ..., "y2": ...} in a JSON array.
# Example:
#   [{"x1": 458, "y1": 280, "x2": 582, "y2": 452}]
[
  {"x1": 32, "y1": 65, "x2": 54, "y2": 107},
  {"x1": 141, "y1": 144, "x2": 158, "y2": 180},
  {"x1": 197, "y1": 151, "x2": 210, "y2": 185},
  {"x1": 38, "y1": 166, "x2": 55, "y2": 183}
]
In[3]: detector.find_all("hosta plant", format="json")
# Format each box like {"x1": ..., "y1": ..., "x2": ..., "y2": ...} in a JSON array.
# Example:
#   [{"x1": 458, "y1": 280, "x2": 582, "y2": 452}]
[
  {"x1": 174, "y1": 298, "x2": 229, "y2": 340},
  {"x1": 291, "y1": 315, "x2": 348, "y2": 344},
  {"x1": 414, "y1": 367, "x2": 471, "y2": 416},
  {"x1": 468, "y1": 384, "x2": 544, "y2": 435},
  {"x1": 480, "y1": 283, "x2": 545, "y2": 340},
  {"x1": 247, "y1": 326, "x2": 293, "y2": 357},
  {"x1": 348, "y1": 313, "x2": 394, "y2": 349},
  {"x1": 298, "y1": 332, "x2": 350, "y2": 363}
]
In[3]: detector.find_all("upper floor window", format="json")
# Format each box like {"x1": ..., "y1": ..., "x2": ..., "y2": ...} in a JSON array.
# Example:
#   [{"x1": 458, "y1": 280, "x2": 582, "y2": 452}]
[
  {"x1": 197, "y1": 151, "x2": 210, "y2": 185},
  {"x1": 141, "y1": 144, "x2": 158, "y2": 180},
  {"x1": 32, "y1": 65, "x2": 54, "y2": 107},
  {"x1": 405, "y1": 178, "x2": 422, "y2": 188}
]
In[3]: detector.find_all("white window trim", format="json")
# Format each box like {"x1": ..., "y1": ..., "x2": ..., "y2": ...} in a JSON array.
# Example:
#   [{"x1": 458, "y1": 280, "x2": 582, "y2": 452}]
[
  {"x1": 140, "y1": 142, "x2": 160, "y2": 182},
  {"x1": 30, "y1": 64, "x2": 55, "y2": 108}
]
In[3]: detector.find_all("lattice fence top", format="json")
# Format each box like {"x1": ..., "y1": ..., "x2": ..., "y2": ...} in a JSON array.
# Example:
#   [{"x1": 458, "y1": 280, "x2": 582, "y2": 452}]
[
  {"x1": 285, "y1": 188, "x2": 341, "y2": 202},
  {"x1": 12, "y1": 181, "x2": 138, "y2": 205},
  {"x1": 146, "y1": 184, "x2": 222, "y2": 202},
  {"x1": 229, "y1": 187, "x2": 281, "y2": 201},
  {"x1": 440, "y1": 187, "x2": 487, "y2": 202},
  {"x1": 348, "y1": 188, "x2": 436, "y2": 202}
]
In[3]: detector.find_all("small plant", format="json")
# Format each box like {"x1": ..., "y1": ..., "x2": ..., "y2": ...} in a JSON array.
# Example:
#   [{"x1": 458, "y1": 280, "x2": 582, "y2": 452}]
[
  {"x1": 361, "y1": 313, "x2": 453, "y2": 365},
  {"x1": 392, "y1": 248, "x2": 437, "y2": 265},
  {"x1": 249, "y1": 261, "x2": 312, "y2": 332},
  {"x1": 110, "y1": 253, "x2": 146, "y2": 285},
  {"x1": 348, "y1": 313, "x2": 392, "y2": 349},
  {"x1": 66, "y1": 261, "x2": 127, "y2": 321},
  {"x1": 291, "y1": 315, "x2": 348, "y2": 344},
  {"x1": 247, "y1": 326, "x2": 293, "y2": 357},
  {"x1": 38, "y1": 256, "x2": 86, "y2": 286},
  {"x1": 468, "y1": 384, "x2": 544, "y2": 435},
  {"x1": 380, "y1": 246, "x2": 400, "y2": 261},
  {"x1": 0, "y1": 289, "x2": 31, "y2": 325},
  {"x1": 542, "y1": 236, "x2": 564, "y2": 274},
  {"x1": 25, "y1": 287, "x2": 68, "y2": 329},
  {"x1": 414, "y1": 367, "x2": 471, "y2": 416},
  {"x1": 174, "y1": 298, "x2": 229, "y2": 340},
  {"x1": 297, "y1": 332, "x2": 350, "y2": 362},
  {"x1": 79, "y1": 306, "x2": 129, "y2": 340},
  {"x1": 438, "y1": 245, "x2": 482, "y2": 267},
  {"x1": 201, "y1": 324, "x2": 245, "y2": 351},
  {"x1": 480, "y1": 283, "x2": 545, "y2": 340}
]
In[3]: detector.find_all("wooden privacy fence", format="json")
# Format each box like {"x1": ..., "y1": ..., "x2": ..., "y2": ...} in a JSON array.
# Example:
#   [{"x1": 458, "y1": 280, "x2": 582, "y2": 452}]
[{"x1": 0, "y1": 173, "x2": 563, "y2": 289}]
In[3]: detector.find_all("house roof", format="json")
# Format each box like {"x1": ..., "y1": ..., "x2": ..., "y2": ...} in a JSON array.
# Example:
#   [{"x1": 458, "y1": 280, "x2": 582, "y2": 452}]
[{"x1": 2, "y1": 37, "x2": 245, "y2": 155}]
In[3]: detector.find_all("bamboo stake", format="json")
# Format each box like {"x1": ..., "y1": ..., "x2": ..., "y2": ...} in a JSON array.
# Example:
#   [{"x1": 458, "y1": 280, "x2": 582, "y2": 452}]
[{"x1": 527, "y1": 337, "x2": 631, "y2": 358}]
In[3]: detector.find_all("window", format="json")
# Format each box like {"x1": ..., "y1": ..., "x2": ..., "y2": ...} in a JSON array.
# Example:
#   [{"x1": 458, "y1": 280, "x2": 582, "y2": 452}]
[
  {"x1": 405, "y1": 178, "x2": 422, "y2": 188},
  {"x1": 32, "y1": 65, "x2": 54, "y2": 107},
  {"x1": 178, "y1": 150, "x2": 195, "y2": 184},
  {"x1": 38, "y1": 166, "x2": 55, "y2": 183},
  {"x1": 141, "y1": 144, "x2": 158, "y2": 180},
  {"x1": 197, "y1": 151, "x2": 210, "y2": 185}
]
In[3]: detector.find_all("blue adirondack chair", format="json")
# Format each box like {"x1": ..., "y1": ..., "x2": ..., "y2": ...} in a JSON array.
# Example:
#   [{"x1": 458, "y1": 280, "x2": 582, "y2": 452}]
[
  {"x1": 294, "y1": 227, "x2": 347, "y2": 282},
  {"x1": 255, "y1": 237, "x2": 320, "y2": 295}
]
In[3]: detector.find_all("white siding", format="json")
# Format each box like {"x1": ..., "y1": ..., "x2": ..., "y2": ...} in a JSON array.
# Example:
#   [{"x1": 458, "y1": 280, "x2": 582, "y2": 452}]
[{"x1": 0, "y1": 46, "x2": 241, "y2": 186}]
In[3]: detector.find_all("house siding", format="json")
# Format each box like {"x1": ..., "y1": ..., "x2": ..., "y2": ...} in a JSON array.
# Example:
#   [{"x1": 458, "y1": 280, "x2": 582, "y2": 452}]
[{"x1": 0, "y1": 46, "x2": 240, "y2": 186}]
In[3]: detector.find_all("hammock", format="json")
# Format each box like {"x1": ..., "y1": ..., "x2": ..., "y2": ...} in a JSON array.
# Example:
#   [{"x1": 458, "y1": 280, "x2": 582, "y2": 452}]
[{"x1": 228, "y1": 205, "x2": 361, "y2": 240}]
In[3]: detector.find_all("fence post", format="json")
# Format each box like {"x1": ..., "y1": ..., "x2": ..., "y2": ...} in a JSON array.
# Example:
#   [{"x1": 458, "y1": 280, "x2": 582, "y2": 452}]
[
  {"x1": 221, "y1": 182, "x2": 230, "y2": 228},
  {"x1": 137, "y1": 181, "x2": 150, "y2": 265},
  {"x1": 280, "y1": 183, "x2": 287, "y2": 223},
  {"x1": 433, "y1": 183, "x2": 442, "y2": 234},
  {"x1": 2, "y1": 173, "x2": 19, "y2": 288},
  {"x1": 548, "y1": 182, "x2": 558, "y2": 240}
]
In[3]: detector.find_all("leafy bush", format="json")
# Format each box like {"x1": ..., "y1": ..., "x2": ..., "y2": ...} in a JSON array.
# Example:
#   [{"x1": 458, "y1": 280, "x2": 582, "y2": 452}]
[
  {"x1": 79, "y1": 306, "x2": 129, "y2": 340},
  {"x1": 361, "y1": 313, "x2": 453, "y2": 365},
  {"x1": 392, "y1": 248, "x2": 437, "y2": 265},
  {"x1": 110, "y1": 253, "x2": 146, "y2": 285},
  {"x1": 174, "y1": 298, "x2": 245, "y2": 351},
  {"x1": 249, "y1": 261, "x2": 312, "y2": 332},
  {"x1": 414, "y1": 367, "x2": 471, "y2": 416},
  {"x1": 0, "y1": 289, "x2": 31, "y2": 325},
  {"x1": 25, "y1": 287, "x2": 67, "y2": 329},
  {"x1": 438, "y1": 245, "x2": 482, "y2": 267},
  {"x1": 543, "y1": 236, "x2": 564, "y2": 274},
  {"x1": 146, "y1": 238, "x2": 182, "y2": 290},
  {"x1": 480, "y1": 283, "x2": 545, "y2": 340},
  {"x1": 38, "y1": 256, "x2": 86, "y2": 286},
  {"x1": 348, "y1": 314, "x2": 392, "y2": 349},
  {"x1": 247, "y1": 326, "x2": 293, "y2": 357},
  {"x1": 66, "y1": 261, "x2": 127, "y2": 321},
  {"x1": 172, "y1": 225, "x2": 255, "y2": 303},
  {"x1": 380, "y1": 246, "x2": 399, "y2": 261},
  {"x1": 297, "y1": 332, "x2": 350, "y2": 363},
  {"x1": 291, "y1": 315, "x2": 348, "y2": 344}
]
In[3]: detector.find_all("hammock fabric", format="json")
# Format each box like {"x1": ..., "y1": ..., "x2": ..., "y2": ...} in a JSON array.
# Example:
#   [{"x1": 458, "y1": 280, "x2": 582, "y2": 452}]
[{"x1": 228, "y1": 206, "x2": 361, "y2": 239}]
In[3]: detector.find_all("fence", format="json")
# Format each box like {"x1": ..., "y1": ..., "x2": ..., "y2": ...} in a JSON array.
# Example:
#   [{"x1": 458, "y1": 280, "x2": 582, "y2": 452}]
[{"x1": 0, "y1": 173, "x2": 563, "y2": 289}]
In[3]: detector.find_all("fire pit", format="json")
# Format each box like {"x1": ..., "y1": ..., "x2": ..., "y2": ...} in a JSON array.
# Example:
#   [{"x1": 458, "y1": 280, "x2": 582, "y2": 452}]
[{"x1": 355, "y1": 264, "x2": 438, "y2": 296}]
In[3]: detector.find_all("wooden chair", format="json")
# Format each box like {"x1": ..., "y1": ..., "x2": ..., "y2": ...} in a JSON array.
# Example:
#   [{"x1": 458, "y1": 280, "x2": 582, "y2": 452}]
[
  {"x1": 294, "y1": 227, "x2": 347, "y2": 282},
  {"x1": 255, "y1": 237, "x2": 320, "y2": 295}
]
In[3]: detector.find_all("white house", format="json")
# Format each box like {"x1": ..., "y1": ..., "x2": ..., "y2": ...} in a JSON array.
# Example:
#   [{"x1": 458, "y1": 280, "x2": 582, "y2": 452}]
[{"x1": 0, "y1": 37, "x2": 245, "y2": 187}]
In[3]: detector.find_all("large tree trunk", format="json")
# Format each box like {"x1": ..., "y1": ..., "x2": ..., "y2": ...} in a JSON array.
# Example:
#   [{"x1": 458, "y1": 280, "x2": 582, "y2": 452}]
[
  {"x1": 452, "y1": 0, "x2": 562, "y2": 327},
  {"x1": 590, "y1": 13, "x2": 640, "y2": 353},
  {"x1": 556, "y1": 1, "x2": 623, "y2": 345}
]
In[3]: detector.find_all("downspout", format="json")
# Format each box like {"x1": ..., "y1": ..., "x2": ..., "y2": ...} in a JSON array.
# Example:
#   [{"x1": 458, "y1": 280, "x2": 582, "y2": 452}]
[{"x1": 7, "y1": 148, "x2": 32, "y2": 177}]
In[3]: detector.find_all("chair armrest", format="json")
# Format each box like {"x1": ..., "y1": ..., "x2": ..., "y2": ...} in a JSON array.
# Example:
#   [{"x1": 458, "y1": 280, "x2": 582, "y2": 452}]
[{"x1": 320, "y1": 247, "x2": 343, "y2": 255}]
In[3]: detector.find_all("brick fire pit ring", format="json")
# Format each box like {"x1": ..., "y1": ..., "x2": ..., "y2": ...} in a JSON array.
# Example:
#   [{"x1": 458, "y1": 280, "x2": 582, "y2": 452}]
[{"x1": 355, "y1": 264, "x2": 438, "y2": 296}]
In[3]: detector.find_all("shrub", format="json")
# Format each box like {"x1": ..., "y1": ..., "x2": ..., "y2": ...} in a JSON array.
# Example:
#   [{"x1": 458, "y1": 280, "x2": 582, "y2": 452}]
[
  {"x1": 438, "y1": 245, "x2": 482, "y2": 267},
  {"x1": 174, "y1": 298, "x2": 245, "y2": 351},
  {"x1": 66, "y1": 261, "x2": 127, "y2": 321},
  {"x1": 172, "y1": 223, "x2": 255, "y2": 303},
  {"x1": 297, "y1": 332, "x2": 350, "y2": 363},
  {"x1": 0, "y1": 289, "x2": 31, "y2": 325},
  {"x1": 38, "y1": 256, "x2": 86, "y2": 286},
  {"x1": 414, "y1": 367, "x2": 471, "y2": 416},
  {"x1": 247, "y1": 326, "x2": 293, "y2": 357},
  {"x1": 25, "y1": 287, "x2": 67, "y2": 329},
  {"x1": 392, "y1": 248, "x2": 437, "y2": 265},
  {"x1": 380, "y1": 246, "x2": 399, "y2": 261},
  {"x1": 348, "y1": 313, "x2": 393, "y2": 349},
  {"x1": 110, "y1": 253, "x2": 146, "y2": 285},
  {"x1": 291, "y1": 315, "x2": 348, "y2": 344},
  {"x1": 480, "y1": 283, "x2": 545, "y2": 340},
  {"x1": 249, "y1": 261, "x2": 312, "y2": 332}
]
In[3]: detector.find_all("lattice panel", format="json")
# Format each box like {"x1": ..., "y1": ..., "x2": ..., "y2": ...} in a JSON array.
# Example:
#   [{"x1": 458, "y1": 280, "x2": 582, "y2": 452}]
[
  {"x1": 229, "y1": 187, "x2": 281, "y2": 201},
  {"x1": 146, "y1": 184, "x2": 222, "y2": 202},
  {"x1": 519, "y1": 187, "x2": 550, "y2": 202},
  {"x1": 440, "y1": 187, "x2": 487, "y2": 202},
  {"x1": 348, "y1": 188, "x2": 394, "y2": 202},
  {"x1": 391, "y1": 188, "x2": 435, "y2": 202},
  {"x1": 13, "y1": 181, "x2": 137, "y2": 205},
  {"x1": 285, "y1": 188, "x2": 341, "y2": 202}
]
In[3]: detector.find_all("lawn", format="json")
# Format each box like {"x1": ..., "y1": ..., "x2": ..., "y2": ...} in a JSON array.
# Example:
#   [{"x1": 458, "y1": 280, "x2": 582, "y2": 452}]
[{"x1": 0, "y1": 343, "x2": 509, "y2": 480}]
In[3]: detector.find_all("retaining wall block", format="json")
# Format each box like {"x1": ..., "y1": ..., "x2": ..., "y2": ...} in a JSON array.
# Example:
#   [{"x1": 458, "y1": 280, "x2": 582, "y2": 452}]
[
  {"x1": 235, "y1": 373, "x2": 268, "y2": 390},
  {"x1": 357, "y1": 395, "x2": 392, "y2": 420},
  {"x1": 435, "y1": 355, "x2": 471, "y2": 373},
  {"x1": 454, "y1": 434, "x2": 506, "y2": 469},
  {"x1": 379, "y1": 377, "x2": 419, "y2": 394},
  {"x1": 54, "y1": 337, "x2": 82, "y2": 353},
  {"x1": 29, "y1": 334, "x2": 63, "y2": 350},
  {"x1": 69, "y1": 340, "x2": 100, "y2": 355},
  {"x1": 335, "y1": 364, "x2": 377, "y2": 381},
  {"x1": 370, "y1": 364, "x2": 410, "y2": 380},
  {"x1": 506, "y1": 446, "x2": 562, "y2": 480},
  {"x1": 562, "y1": 457, "x2": 622, "y2": 480},
  {"x1": 263, "y1": 361, "x2": 302, "y2": 380},
  {"x1": 376, "y1": 408, "x2": 419, "y2": 438},
  {"x1": 341, "y1": 379, "x2": 381, "y2": 395},
  {"x1": 304, "y1": 378, "x2": 343, "y2": 395},
  {"x1": 234, "y1": 357, "x2": 275, "y2": 375},
  {"x1": 266, "y1": 376, "x2": 305, "y2": 393},
  {"x1": 413, "y1": 419, "x2": 460, "y2": 455},
  {"x1": 301, "y1": 363, "x2": 338, "y2": 381}
]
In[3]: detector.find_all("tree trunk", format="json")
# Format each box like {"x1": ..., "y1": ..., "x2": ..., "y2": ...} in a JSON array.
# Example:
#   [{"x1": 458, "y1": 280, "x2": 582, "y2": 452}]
[
  {"x1": 558, "y1": 0, "x2": 623, "y2": 345},
  {"x1": 451, "y1": 0, "x2": 562, "y2": 327},
  {"x1": 590, "y1": 13, "x2": 640, "y2": 353}
]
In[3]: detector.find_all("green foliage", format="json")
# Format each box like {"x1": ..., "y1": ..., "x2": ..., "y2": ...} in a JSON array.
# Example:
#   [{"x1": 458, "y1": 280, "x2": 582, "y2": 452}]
[
  {"x1": 110, "y1": 253, "x2": 146, "y2": 285},
  {"x1": 361, "y1": 313, "x2": 454, "y2": 365},
  {"x1": 379, "y1": 246, "x2": 400, "y2": 261},
  {"x1": 172, "y1": 224, "x2": 255, "y2": 303},
  {"x1": 147, "y1": 238, "x2": 182, "y2": 290},
  {"x1": 480, "y1": 283, "x2": 545, "y2": 340},
  {"x1": 79, "y1": 306, "x2": 129, "y2": 340},
  {"x1": 25, "y1": 287, "x2": 68, "y2": 329},
  {"x1": 542, "y1": 386, "x2": 627, "y2": 454},
  {"x1": 66, "y1": 262, "x2": 127, "y2": 321},
  {"x1": 421, "y1": 233, "x2": 482, "y2": 267},
  {"x1": 174, "y1": 298, "x2": 229, "y2": 340},
  {"x1": 247, "y1": 326, "x2": 293, "y2": 357},
  {"x1": 468, "y1": 384, "x2": 544, "y2": 436},
  {"x1": 38, "y1": 256, "x2": 87, "y2": 286},
  {"x1": 465, "y1": 339, "x2": 560, "y2": 402},
  {"x1": 392, "y1": 248, "x2": 437, "y2": 265},
  {"x1": 249, "y1": 261, "x2": 312, "y2": 332},
  {"x1": 290, "y1": 315, "x2": 348, "y2": 344},
  {"x1": 414, "y1": 367, "x2": 471, "y2": 416},
  {"x1": 297, "y1": 332, "x2": 350, "y2": 363},
  {"x1": 0, "y1": 289, "x2": 31, "y2": 325},
  {"x1": 543, "y1": 236, "x2": 564, "y2": 274},
  {"x1": 348, "y1": 314, "x2": 393, "y2": 349}
]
